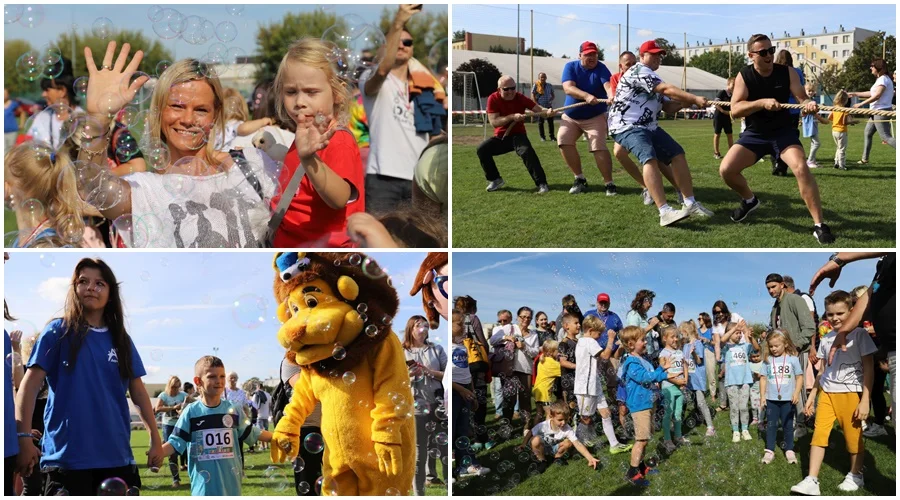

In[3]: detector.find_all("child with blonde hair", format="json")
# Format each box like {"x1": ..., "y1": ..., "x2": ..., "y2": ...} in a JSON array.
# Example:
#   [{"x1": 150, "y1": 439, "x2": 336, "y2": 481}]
[
  {"x1": 521, "y1": 400, "x2": 599, "y2": 473},
  {"x1": 759, "y1": 329, "x2": 802, "y2": 465},
  {"x1": 658, "y1": 326, "x2": 688, "y2": 451},
  {"x1": 720, "y1": 320, "x2": 760, "y2": 442},
  {"x1": 802, "y1": 82, "x2": 830, "y2": 168},
  {"x1": 829, "y1": 90, "x2": 856, "y2": 170},
  {"x1": 270, "y1": 37, "x2": 365, "y2": 247},
  {"x1": 532, "y1": 340, "x2": 561, "y2": 428},
  {"x1": 215, "y1": 87, "x2": 276, "y2": 151},
  {"x1": 680, "y1": 320, "x2": 715, "y2": 436}
]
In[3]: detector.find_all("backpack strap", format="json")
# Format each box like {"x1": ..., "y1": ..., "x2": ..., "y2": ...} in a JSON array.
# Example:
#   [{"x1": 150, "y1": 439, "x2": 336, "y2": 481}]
[{"x1": 229, "y1": 150, "x2": 264, "y2": 202}]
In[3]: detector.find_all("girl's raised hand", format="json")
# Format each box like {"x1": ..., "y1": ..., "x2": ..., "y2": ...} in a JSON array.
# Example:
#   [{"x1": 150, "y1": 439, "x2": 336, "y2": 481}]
[
  {"x1": 294, "y1": 113, "x2": 336, "y2": 161},
  {"x1": 84, "y1": 41, "x2": 148, "y2": 126}
]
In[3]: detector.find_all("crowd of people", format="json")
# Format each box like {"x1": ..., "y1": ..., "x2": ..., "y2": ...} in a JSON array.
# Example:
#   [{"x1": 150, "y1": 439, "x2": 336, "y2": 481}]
[
  {"x1": 4, "y1": 4, "x2": 448, "y2": 249},
  {"x1": 4, "y1": 251, "x2": 451, "y2": 496},
  {"x1": 451, "y1": 252, "x2": 895, "y2": 495},
  {"x1": 474, "y1": 33, "x2": 895, "y2": 244}
]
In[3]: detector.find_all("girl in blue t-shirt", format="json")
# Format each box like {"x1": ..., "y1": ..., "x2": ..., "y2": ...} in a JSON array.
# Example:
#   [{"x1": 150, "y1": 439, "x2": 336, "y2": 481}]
[
  {"x1": 759, "y1": 330, "x2": 803, "y2": 465},
  {"x1": 720, "y1": 320, "x2": 760, "y2": 443},
  {"x1": 14, "y1": 258, "x2": 163, "y2": 495},
  {"x1": 155, "y1": 375, "x2": 188, "y2": 487}
]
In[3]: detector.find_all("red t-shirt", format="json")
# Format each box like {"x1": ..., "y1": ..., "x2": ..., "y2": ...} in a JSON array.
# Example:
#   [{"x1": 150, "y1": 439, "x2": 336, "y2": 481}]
[
  {"x1": 610, "y1": 72, "x2": 624, "y2": 98},
  {"x1": 486, "y1": 92, "x2": 536, "y2": 137},
  {"x1": 270, "y1": 129, "x2": 364, "y2": 248}
]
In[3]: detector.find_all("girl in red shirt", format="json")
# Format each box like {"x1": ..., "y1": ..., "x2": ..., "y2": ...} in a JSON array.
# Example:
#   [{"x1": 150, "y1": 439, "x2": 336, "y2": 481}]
[{"x1": 270, "y1": 38, "x2": 365, "y2": 247}]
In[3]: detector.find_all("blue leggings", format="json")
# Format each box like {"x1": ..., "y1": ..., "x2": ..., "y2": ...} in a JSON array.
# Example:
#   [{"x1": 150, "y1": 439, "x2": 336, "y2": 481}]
[{"x1": 765, "y1": 400, "x2": 795, "y2": 452}]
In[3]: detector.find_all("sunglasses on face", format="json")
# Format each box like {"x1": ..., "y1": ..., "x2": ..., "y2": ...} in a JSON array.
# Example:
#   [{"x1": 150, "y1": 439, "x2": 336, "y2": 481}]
[
  {"x1": 431, "y1": 268, "x2": 448, "y2": 299},
  {"x1": 751, "y1": 47, "x2": 777, "y2": 57},
  {"x1": 401, "y1": 39, "x2": 414, "y2": 47},
  {"x1": 501, "y1": 86, "x2": 516, "y2": 91}
]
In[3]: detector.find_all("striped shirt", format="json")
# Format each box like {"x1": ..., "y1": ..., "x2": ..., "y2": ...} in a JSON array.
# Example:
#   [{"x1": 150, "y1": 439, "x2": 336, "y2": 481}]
[{"x1": 532, "y1": 82, "x2": 555, "y2": 107}]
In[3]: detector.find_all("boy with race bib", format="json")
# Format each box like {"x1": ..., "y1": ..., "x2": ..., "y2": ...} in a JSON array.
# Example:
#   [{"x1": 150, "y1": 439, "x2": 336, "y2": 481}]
[{"x1": 159, "y1": 356, "x2": 272, "y2": 495}]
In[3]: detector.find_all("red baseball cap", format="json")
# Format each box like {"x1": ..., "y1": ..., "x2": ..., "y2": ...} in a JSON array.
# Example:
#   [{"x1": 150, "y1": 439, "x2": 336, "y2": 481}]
[
  {"x1": 597, "y1": 293, "x2": 611, "y2": 304},
  {"x1": 639, "y1": 40, "x2": 666, "y2": 56},
  {"x1": 580, "y1": 41, "x2": 599, "y2": 55}
]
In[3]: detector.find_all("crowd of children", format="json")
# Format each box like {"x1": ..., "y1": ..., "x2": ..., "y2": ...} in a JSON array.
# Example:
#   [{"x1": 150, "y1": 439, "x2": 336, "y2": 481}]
[{"x1": 451, "y1": 286, "x2": 892, "y2": 494}]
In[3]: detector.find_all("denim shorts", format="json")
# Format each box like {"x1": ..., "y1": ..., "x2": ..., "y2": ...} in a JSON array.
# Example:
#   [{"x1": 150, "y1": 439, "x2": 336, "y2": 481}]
[
  {"x1": 613, "y1": 126, "x2": 685, "y2": 166},
  {"x1": 735, "y1": 127, "x2": 802, "y2": 161},
  {"x1": 541, "y1": 441, "x2": 562, "y2": 456}
]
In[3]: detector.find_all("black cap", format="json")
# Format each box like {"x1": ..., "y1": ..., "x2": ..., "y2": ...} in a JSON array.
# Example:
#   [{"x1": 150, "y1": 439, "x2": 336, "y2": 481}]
[{"x1": 765, "y1": 273, "x2": 784, "y2": 284}]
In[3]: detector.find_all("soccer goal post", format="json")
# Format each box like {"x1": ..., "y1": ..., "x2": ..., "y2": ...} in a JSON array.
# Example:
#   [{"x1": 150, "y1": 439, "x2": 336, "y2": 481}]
[{"x1": 452, "y1": 71, "x2": 486, "y2": 130}]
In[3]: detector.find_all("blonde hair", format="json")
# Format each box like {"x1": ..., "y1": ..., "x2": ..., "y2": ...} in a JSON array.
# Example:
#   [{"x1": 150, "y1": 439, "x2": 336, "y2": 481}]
[
  {"x1": 222, "y1": 87, "x2": 249, "y2": 122},
  {"x1": 679, "y1": 320, "x2": 699, "y2": 342},
  {"x1": 4, "y1": 142, "x2": 85, "y2": 247},
  {"x1": 762, "y1": 329, "x2": 798, "y2": 362},
  {"x1": 581, "y1": 315, "x2": 605, "y2": 334},
  {"x1": 148, "y1": 59, "x2": 226, "y2": 164},
  {"x1": 834, "y1": 89, "x2": 850, "y2": 107},
  {"x1": 661, "y1": 325, "x2": 678, "y2": 346},
  {"x1": 165, "y1": 375, "x2": 182, "y2": 396},
  {"x1": 620, "y1": 325, "x2": 644, "y2": 353},
  {"x1": 273, "y1": 38, "x2": 351, "y2": 127},
  {"x1": 540, "y1": 339, "x2": 559, "y2": 361},
  {"x1": 547, "y1": 400, "x2": 571, "y2": 419}
]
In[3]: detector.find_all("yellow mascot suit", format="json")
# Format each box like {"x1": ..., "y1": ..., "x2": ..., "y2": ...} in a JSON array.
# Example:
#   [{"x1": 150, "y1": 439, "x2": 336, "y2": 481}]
[{"x1": 269, "y1": 252, "x2": 416, "y2": 495}]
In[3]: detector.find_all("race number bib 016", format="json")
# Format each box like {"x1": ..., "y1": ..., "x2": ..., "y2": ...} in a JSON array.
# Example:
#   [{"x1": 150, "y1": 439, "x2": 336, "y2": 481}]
[
  {"x1": 730, "y1": 349, "x2": 747, "y2": 366},
  {"x1": 197, "y1": 428, "x2": 235, "y2": 462}
]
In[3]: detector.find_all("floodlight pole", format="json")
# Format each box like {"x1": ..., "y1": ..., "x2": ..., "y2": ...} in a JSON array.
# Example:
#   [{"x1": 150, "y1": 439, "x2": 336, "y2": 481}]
[
  {"x1": 517, "y1": 4, "x2": 521, "y2": 93},
  {"x1": 626, "y1": 5, "x2": 629, "y2": 53}
]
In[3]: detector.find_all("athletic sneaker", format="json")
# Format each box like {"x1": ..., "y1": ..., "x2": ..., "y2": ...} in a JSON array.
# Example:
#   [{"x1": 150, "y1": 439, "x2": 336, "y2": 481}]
[
  {"x1": 791, "y1": 476, "x2": 821, "y2": 495},
  {"x1": 730, "y1": 197, "x2": 760, "y2": 222},
  {"x1": 807, "y1": 161, "x2": 819, "y2": 169},
  {"x1": 625, "y1": 470, "x2": 650, "y2": 487},
  {"x1": 539, "y1": 137, "x2": 546, "y2": 142},
  {"x1": 714, "y1": 153, "x2": 723, "y2": 160},
  {"x1": 685, "y1": 201, "x2": 714, "y2": 217},
  {"x1": 676, "y1": 436, "x2": 691, "y2": 446},
  {"x1": 460, "y1": 465, "x2": 491, "y2": 477},
  {"x1": 786, "y1": 450, "x2": 798, "y2": 464},
  {"x1": 857, "y1": 159, "x2": 869, "y2": 165},
  {"x1": 813, "y1": 223, "x2": 836, "y2": 244},
  {"x1": 732, "y1": 431, "x2": 741, "y2": 443},
  {"x1": 609, "y1": 443, "x2": 633, "y2": 454},
  {"x1": 660, "y1": 208, "x2": 690, "y2": 227},
  {"x1": 640, "y1": 188, "x2": 653, "y2": 205},
  {"x1": 705, "y1": 427, "x2": 716, "y2": 437},
  {"x1": 837, "y1": 472, "x2": 864, "y2": 492},
  {"x1": 537, "y1": 184, "x2": 550, "y2": 194},
  {"x1": 569, "y1": 177, "x2": 588, "y2": 194},
  {"x1": 863, "y1": 422, "x2": 888, "y2": 437},
  {"x1": 605, "y1": 183, "x2": 618, "y2": 196},
  {"x1": 741, "y1": 430, "x2": 752, "y2": 441},
  {"x1": 835, "y1": 163, "x2": 847, "y2": 171},
  {"x1": 486, "y1": 178, "x2": 506, "y2": 192},
  {"x1": 662, "y1": 440, "x2": 677, "y2": 454},
  {"x1": 761, "y1": 450, "x2": 775, "y2": 464}
]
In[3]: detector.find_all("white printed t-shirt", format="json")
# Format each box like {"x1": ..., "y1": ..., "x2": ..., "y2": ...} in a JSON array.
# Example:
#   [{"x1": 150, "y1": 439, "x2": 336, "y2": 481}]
[
  {"x1": 817, "y1": 327, "x2": 878, "y2": 393},
  {"x1": 531, "y1": 420, "x2": 578, "y2": 447},
  {"x1": 608, "y1": 63, "x2": 665, "y2": 135}
]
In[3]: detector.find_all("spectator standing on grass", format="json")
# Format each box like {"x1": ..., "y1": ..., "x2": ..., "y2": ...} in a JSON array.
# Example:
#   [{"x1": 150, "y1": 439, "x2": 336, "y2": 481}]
[
  {"x1": 711, "y1": 300, "x2": 744, "y2": 412},
  {"x1": 849, "y1": 58, "x2": 896, "y2": 163},
  {"x1": 154, "y1": 375, "x2": 187, "y2": 488},
  {"x1": 624, "y1": 290, "x2": 661, "y2": 363},
  {"x1": 532, "y1": 72, "x2": 556, "y2": 141},
  {"x1": 713, "y1": 78, "x2": 736, "y2": 160},
  {"x1": 252, "y1": 384, "x2": 271, "y2": 451}
]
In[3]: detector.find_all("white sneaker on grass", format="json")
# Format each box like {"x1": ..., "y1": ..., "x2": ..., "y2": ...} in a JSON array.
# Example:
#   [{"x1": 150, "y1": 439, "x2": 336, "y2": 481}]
[
  {"x1": 741, "y1": 429, "x2": 752, "y2": 441},
  {"x1": 640, "y1": 188, "x2": 653, "y2": 206},
  {"x1": 732, "y1": 431, "x2": 741, "y2": 443},
  {"x1": 837, "y1": 472, "x2": 864, "y2": 492},
  {"x1": 791, "y1": 476, "x2": 821, "y2": 495},
  {"x1": 486, "y1": 179, "x2": 506, "y2": 192},
  {"x1": 659, "y1": 208, "x2": 690, "y2": 227},
  {"x1": 685, "y1": 201, "x2": 714, "y2": 217}
]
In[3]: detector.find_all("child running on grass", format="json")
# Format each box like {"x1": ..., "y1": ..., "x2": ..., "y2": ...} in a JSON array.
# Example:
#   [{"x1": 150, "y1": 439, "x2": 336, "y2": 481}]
[
  {"x1": 159, "y1": 355, "x2": 272, "y2": 496},
  {"x1": 720, "y1": 320, "x2": 760, "y2": 442},
  {"x1": 759, "y1": 329, "x2": 803, "y2": 465},
  {"x1": 521, "y1": 401, "x2": 599, "y2": 473},
  {"x1": 680, "y1": 320, "x2": 715, "y2": 436},
  {"x1": 658, "y1": 326, "x2": 689, "y2": 452},
  {"x1": 575, "y1": 315, "x2": 632, "y2": 455},
  {"x1": 791, "y1": 291, "x2": 876, "y2": 495},
  {"x1": 618, "y1": 326, "x2": 679, "y2": 487}
]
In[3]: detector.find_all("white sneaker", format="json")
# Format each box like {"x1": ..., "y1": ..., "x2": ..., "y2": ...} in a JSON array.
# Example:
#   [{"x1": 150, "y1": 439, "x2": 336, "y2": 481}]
[
  {"x1": 741, "y1": 429, "x2": 752, "y2": 441},
  {"x1": 808, "y1": 161, "x2": 819, "y2": 169},
  {"x1": 685, "y1": 201, "x2": 714, "y2": 217},
  {"x1": 837, "y1": 472, "x2": 864, "y2": 492},
  {"x1": 732, "y1": 431, "x2": 741, "y2": 443},
  {"x1": 791, "y1": 476, "x2": 821, "y2": 495},
  {"x1": 537, "y1": 184, "x2": 550, "y2": 195},
  {"x1": 486, "y1": 179, "x2": 506, "y2": 192},
  {"x1": 640, "y1": 188, "x2": 653, "y2": 206},
  {"x1": 863, "y1": 423, "x2": 888, "y2": 437},
  {"x1": 660, "y1": 208, "x2": 691, "y2": 227}
]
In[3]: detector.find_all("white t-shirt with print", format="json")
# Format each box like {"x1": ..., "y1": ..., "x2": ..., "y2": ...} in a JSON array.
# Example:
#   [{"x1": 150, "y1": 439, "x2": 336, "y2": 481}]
[
  {"x1": 574, "y1": 337, "x2": 602, "y2": 396},
  {"x1": 817, "y1": 327, "x2": 878, "y2": 393},
  {"x1": 658, "y1": 346, "x2": 685, "y2": 389},
  {"x1": 608, "y1": 63, "x2": 665, "y2": 135},
  {"x1": 359, "y1": 68, "x2": 428, "y2": 181},
  {"x1": 125, "y1": 147, "x2": 278, "y2": 248},
  {"x1": 870, "y1": 75, "x2": 895, "y2": 110},
  {"x1": 531, "y1": 420, "x2": 578, "y2": 446},
  {"x1": 27, "y1": 105, "x2": 85, "y2": 150}
]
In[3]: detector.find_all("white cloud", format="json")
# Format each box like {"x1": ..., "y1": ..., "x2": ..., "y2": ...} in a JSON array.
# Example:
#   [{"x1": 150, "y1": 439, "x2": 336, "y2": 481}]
[
  {"x1": 558, "y1": 13, "x2": 578, "y2": 25},
  {"x1": 36, "y1": 277, "x2": 70, "y2": 305},
  {"x1": 144, "y1": 318, "x2": 184, "y2": 328},
  {"x1": 456, "y1": 253, "x2": 549, "y2": 278},
  {"x1": 637, "y1": 29, "x2": 654, "y2": 37},
  {"x1": 144, "y1": 365, "x2": 162, "y2": 375}
]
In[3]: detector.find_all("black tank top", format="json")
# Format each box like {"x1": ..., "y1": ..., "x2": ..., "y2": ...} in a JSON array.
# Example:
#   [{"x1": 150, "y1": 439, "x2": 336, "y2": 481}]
[{"x1": 740, "y1": 63, "x2": 792, "y2": 134}]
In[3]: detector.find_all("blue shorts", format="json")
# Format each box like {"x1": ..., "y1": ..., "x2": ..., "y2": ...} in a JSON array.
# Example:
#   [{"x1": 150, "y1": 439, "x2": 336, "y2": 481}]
[
  {"x1": 735, "y1": 128, "x2": 802, "y2": 161},
  {"x1": 542, "y1": 441, "x2": 562, "y2": 456},
  {"x1": 613, "y1": 127, "x2": 685, "y2": 166}
]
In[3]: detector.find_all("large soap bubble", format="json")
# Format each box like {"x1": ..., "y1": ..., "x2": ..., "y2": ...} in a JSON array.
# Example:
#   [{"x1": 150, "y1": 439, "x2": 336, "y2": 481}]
[{"x1": 321, "y1": 22, "x2": 386, "y2": 84}]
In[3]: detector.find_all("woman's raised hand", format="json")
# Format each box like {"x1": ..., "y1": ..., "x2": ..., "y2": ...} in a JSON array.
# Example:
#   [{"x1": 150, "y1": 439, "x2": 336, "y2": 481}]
[{"x1": 84, "y1": 41, "x2": 148, "y2": 126}]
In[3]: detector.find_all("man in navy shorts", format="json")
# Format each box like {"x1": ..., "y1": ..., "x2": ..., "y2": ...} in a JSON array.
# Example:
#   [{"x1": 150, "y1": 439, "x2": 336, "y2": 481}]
[{"x1": 719, "y1": 33, "x2": 833, "y2": 244}]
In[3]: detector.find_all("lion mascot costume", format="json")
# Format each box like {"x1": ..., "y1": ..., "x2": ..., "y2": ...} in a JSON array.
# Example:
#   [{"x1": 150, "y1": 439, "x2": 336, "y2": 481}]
[{"x1": 269, "y1": 252, "x2": 415, "y2": 495}]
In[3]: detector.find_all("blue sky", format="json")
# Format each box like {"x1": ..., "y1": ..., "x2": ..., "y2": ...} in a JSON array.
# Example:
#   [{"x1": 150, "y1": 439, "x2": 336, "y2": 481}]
[
  {"x1": 453, "y1": 4, "x2": 896, "y2": 60},
  {"x1": 5, "y1": 3, "x2": 448, "y2": 62},
  {"x1": 453, "y1": 252, "x2": 882, "y2": 328},
  {"x1": 4, "y1": 251, "x2": 445, "y2": 384}
]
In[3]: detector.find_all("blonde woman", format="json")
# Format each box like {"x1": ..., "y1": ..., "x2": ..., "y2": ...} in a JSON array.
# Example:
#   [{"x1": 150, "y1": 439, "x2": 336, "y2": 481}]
[
  {"x1": 154, "y1": 375, "x2": 187, "y2": 487},
  {"x1": 74, "y1": 41, "x2": 280, "y2": 247}
]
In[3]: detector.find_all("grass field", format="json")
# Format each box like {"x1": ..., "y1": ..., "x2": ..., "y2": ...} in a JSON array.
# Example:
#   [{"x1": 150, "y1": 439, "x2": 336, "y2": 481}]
[
  {"x1": 451, "y1": 119, "x2": 896, "y2": 248},
  {"x1": 453, "y1": 397, "x2": 896, "y2": 496},
  {"x1": 129, "y1": 430, "x2": 447, "y2": 496}
]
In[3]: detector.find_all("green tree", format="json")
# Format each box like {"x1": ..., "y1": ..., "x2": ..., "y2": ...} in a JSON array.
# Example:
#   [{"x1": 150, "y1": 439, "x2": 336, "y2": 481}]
[
  {"x1": 255, "y1": 10, "x2": 347, "y2": 83},
  {"x1": 454, "y1": 58, "x2": 502, "y2": 98},
  {"x1": 689, "y1": 49, "x2": 745, "y2": 79},
  {"x1": 838, "y1": 32, "x2": 896, "y2": 92},
  {"x1": 378, "y1": 7, "x2": 449, "y2": 62},
  {"x1": 488, "y1": 44, "x2": 515, "y2": 54},
  {"x1": 5, "y1": 39, "x2": 37, "y2": 98},
  {"x1": 528, "y1": 47, "x2": 553, "y2": 58},
  {"x1": 54, "y1": 29, "x2": 173, "y2": 81},
  {"x1": 654, "y1": 38, "x2": 684, "y2": 66},
  {"x1": 814, "y1": 63, "x2": 844, "y2": 96},
  {"x1": 453, "y1": 29, "x2": 466, "y2": 43}
]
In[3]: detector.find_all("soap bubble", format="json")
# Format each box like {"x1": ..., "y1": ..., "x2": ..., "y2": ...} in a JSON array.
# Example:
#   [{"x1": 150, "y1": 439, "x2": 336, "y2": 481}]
[
  {"x1": 332, "y1": 345, "x2": 346, "y2": 360},
  {"x1": 142, "y1": 140, "x2": 171, "y2": 172},
  {"x1": 435, "y1": 432, "x2": 448, "y2": 446},
  {"x1": 356, "y1": 303, "x2": 368, "y2": 314},
  {"x1": 297, "y1": 482, "x2": 310, "y2": 494},
  {"x1": 199, "y1": 470, "x2": 211, "y2": 483},
  {"x1": 365, "y1": 324, "x2": 379, "y2": 337},
  {"x1": 125, "y1": 486, "x2": 140, "y2": 496},
  {"x1": 293, "y1": 457, "x2": 305, "y2": 473},
  {"x1": 342, "y1": 371, "x2": 356, "y2": 385},
  {"x1": 18, "y1": 5, "x2": 43, "y2": 28},
  {"x1": 97, "y1": 477, "x2": 128, "y2": 495},
  {"x1": 92, "y1": 17, "x2": 113, "y2": 39},
  {"x1": 385, "y1": 487, "x2": 401, "y2": 495},
  {"x1": 110, "y1": 214, "x2": 147, "y2": 248},
  {"x1": 38, "y1": 253, "x2": 56, "y2": 268},
  {"x1": 216, "y1": 21, "x2": 237, "y2": 43},
  {"x1": 155, "y1": 60, "x2": 172, "y2": 77},
  {"x1": 225, "y1": 5, "x2": 244, "y2": 16},
  {"x1": 428, "y1": 38, "x2": 448, "y2": 78},
  {"x1": 148, "y1": 5, "x2": 164, "y2": 22},
  {"x1": 16, "y1": 51, "x2": 44, "y2": 82},
  {"x1": 303, "y1": 433, "x2": 325, "y2": 454},
  {"x1": 361, "y1": 257, "x2": 386, "y2": 278},
  {"x1": 232, "y1": 294, "x2": 267, "y2": 329},
  {"x1": 56, "y1": 214, "x2": 84, "y2": 245},
  {"x1": 123, "y1": 72, "x2": 153, "y2": 105},
  {"x1": 321, "y1": 23, "x2": 385, "y2": 84},
  {"x1": 5, "y1": 5, "x2": 24, "y2": 24},
  {"x1": 152, "y1": 9, "x2": 186, "y2": 40},
  {"x1": 73, "y1": 76, "x2": 89, "y2": 101},
  {"x1": 315, "y1": 476, "x2": 338, "y2": 496}
]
